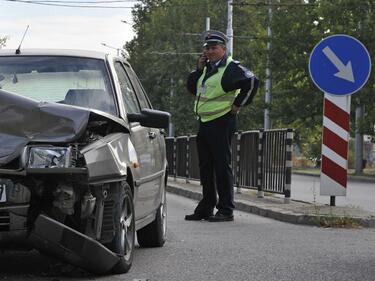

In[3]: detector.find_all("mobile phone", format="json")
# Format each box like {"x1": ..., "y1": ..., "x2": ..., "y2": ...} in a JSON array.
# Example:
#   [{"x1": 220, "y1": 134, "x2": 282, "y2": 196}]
[{"x1": 201, "y1": 53, "x2": 208, "y2": 64}]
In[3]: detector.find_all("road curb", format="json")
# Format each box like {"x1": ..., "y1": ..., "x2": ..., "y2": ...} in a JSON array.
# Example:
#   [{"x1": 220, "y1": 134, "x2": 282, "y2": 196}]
[{"x1": 167, "y1": 183, "x2": 375, "y2": 228}]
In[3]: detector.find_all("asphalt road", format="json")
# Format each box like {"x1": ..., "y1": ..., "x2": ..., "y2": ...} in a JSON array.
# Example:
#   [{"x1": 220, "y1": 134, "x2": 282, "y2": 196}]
[
  {"x1": 1, "y1": 193, "x2": 375, "y2": 281},
  {"x1": 290, "y1": 174, "x2": 375, "y2": 212}
]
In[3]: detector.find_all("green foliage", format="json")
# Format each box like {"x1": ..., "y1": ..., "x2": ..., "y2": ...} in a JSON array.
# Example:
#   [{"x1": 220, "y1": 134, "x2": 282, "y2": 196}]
[
  {"x1": 269, "y1": 0, "x2": 324, "y2": 158},
  {"x1": 126, "y1": 0, "x2": 264, "y2": 135},
  {"x1": 0, "y1": 37, "x2": 8, "y2": 49},
  {"x1": 126, "y1": 0, "x2": 375, "y2": 157},
  {"x1": 317, "y1": 0, "x2": 375, "y2": 136}
]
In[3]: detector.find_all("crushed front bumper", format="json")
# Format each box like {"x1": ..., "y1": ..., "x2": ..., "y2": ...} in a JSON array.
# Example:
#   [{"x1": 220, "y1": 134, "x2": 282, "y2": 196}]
[{"x1": 29, "y1": 214, "x2": 120, "y2": 274}]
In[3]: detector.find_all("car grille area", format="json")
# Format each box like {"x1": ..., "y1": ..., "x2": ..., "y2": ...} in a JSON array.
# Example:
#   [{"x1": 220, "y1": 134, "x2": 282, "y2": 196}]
[{"x1": 0, "y1": 211, "x2": 10, "y2": 231}]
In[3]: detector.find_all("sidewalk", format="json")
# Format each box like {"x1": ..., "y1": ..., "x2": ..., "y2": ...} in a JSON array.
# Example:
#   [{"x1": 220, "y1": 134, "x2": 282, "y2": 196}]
[{"x1": 167, "y1": 177, "x2": 375, "y2": 228}]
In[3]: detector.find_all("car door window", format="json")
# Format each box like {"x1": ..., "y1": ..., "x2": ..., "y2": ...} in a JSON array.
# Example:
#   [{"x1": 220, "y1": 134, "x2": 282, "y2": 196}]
[
  {"x1": 124, "y1": 65, "x2": 151, "y2": 109},
  {"x1": 114, "y1": 62, "x2": 140, "y2": 114}
]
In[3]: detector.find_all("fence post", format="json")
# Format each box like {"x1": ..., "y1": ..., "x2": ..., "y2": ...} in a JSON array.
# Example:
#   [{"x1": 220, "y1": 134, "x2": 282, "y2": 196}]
[
  {"x1": 173, "y1": 137, "x2": 177, "y2": 181},
  {"x1": 284, "y1": 129, "x2": 293, "y2": 204},
  {"x1": 186, "y1": 135, "x2": 190, "y2": 183},
  {"x1": 257, "y1": 129, "x2": 264, "y2": 198},
  {"x1": 236, "y1": 131, "x2": 242, "y2": 194}
]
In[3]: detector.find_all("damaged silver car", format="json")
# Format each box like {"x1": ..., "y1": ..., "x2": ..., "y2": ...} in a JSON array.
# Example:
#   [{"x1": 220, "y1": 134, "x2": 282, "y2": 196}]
[{"x1": 0, "y1": 49, "x2": 170, "y2": 274}]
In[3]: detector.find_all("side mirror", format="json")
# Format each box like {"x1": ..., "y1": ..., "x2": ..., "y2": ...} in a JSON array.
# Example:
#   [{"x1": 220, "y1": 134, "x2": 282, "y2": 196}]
[{"x1": 127, "y1": 108, "x2": 171, "y2": 129}]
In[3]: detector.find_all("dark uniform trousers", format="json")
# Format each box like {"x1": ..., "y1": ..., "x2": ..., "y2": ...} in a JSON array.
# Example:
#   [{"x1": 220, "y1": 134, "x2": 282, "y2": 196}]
[{"x1": 194, "y1": 111, "x2": 236, "y2": 216}]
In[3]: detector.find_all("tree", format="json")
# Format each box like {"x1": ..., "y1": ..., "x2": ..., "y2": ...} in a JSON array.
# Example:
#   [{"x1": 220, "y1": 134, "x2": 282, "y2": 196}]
[
  {"x1": 0, "y1": 37, "x2": 7, "y2": 49},
  {"x1": 248, "y1": 0, "x2": 375, "y2": 159},
  {"x1": 265, "y1": 0, "x2": 323, "y2": 156},
  {"x1": 317, "y1": 0, "x2": 375, "y2": 136},
  {"x1": 126, "y1": 0, "x2": 265, "y2": 135}
]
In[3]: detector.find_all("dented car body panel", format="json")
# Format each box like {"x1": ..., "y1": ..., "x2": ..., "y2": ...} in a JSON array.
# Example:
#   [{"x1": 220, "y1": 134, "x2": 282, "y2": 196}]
[
  {"x1": 0, "y1": 49, "x2": 170, "y2": 274},
  {"x1": 81, "y1": 132, "x2": 133, "y2": 181}
]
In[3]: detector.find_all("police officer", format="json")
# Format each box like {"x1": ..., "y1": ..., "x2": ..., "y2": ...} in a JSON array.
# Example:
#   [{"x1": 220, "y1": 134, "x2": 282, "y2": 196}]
[{"x1": 185, "y1": 30, "x2": 259, "y2": 222}]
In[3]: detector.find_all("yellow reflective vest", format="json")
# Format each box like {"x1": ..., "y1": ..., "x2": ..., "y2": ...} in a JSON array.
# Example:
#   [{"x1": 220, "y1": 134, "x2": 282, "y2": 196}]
[{"x1": 194, "y1": 57, "x2": 240, "y2": 122}]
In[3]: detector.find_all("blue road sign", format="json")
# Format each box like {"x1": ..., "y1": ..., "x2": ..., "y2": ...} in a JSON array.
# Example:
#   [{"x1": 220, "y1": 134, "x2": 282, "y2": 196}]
[{"x1": 309, "y1": 34, "x2": 371, "y2": 96}]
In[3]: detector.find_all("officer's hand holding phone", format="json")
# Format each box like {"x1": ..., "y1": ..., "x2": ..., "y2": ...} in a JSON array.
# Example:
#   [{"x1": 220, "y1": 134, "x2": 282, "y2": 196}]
[{"x1": 197, "y1": 51, "x2": 208, "y2": 71}]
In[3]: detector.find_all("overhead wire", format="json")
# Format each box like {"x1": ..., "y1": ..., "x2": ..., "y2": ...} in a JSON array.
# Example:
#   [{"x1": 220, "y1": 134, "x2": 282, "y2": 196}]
[
  {"x1": 29, "y1": 0, "x2": 138, "y2": 2},
  {"x1": 234, "y1": 1, "x2": 318, "y2": 7},
  {"x1": 1, "y1": 0, "x2": 139, "y2": 8},
  {"x1": 2, "y1": 0, "x2": 318, "y2": 9}
]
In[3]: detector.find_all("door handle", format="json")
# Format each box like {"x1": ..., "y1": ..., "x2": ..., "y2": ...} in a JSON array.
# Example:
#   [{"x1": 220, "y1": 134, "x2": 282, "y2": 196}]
[{"x1": 148, "y1": 131, "x2": 156, "y2": 139}]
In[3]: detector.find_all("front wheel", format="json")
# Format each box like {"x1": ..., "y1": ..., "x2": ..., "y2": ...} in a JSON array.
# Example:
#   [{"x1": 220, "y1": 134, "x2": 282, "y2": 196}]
[
  {"x1": 108, "y1": 182, "x2": 135, "y2": 274},
  {"x1": 137, "y1": 185, "x2": 167, "y2": 248}
]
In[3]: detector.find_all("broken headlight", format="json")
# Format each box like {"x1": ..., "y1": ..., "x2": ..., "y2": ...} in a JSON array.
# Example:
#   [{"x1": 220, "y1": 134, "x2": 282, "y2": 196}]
[{"x1": 28, "y1": 147, "x2": 72, "y2": 168}]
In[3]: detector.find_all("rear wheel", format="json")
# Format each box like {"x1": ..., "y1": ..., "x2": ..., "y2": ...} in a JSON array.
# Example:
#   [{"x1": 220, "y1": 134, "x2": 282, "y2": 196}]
[
  {"x1": 108, "y1": 182, "x2": 135, "y2": 274},
  {"x1": 137, "y1": 184, "x2": 167, "y2": 248}
]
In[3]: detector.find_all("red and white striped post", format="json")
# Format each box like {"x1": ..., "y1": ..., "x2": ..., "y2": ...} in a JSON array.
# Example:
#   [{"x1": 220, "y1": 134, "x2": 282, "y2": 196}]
[{"x1": 320, "y1": 94, "x2": 350, "y2": 204}]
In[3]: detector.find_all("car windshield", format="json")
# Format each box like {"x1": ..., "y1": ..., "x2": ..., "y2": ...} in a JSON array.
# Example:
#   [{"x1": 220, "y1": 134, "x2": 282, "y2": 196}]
[{"x1": 0, "y1": 56, "x2": 116, "y2": 116}]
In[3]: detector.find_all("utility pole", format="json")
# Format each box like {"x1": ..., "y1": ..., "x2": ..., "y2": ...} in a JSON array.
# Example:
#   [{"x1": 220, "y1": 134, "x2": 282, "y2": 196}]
[
  {"x1": 227, "y1": 0, "x2": 234, "y2": 55},
  {"x1": 355, "y1": 105, "x2": 364, "y2": 174},
  {"x1": 206, "y1": 17, "x2": 210, "y2": 31},
  {"x1": 101, "y1": 43, "x2": 121, "y2": 56},
  {"x1": 230, "y1": 0, "x2": 315, "y2": 130},
  {"x1": 168, "y1": 78, "x2": 175, "y2": 137},
  {"x1": 264, "y1": 0, "x2": 272, "y2": 130},
  {"x1": 355, "y1": 3, "x2": 369, "y2": 175}
]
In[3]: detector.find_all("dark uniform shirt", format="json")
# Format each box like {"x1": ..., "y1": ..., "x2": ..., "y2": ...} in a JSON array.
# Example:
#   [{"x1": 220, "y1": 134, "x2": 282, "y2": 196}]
[{"x1": 187, "y1": 55, "x2": 259, "y2": 107}]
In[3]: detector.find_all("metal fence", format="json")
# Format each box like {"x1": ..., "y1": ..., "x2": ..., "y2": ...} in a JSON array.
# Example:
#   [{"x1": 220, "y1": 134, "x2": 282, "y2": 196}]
[{"x1": 166, "y1": 128, "x2": 293, "y2": 202}]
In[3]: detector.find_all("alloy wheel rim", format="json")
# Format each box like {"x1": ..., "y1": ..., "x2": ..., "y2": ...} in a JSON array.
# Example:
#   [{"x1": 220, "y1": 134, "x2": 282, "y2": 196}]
[{"x1": 120, "y1": 194, "x2": 134, "y2": 260}]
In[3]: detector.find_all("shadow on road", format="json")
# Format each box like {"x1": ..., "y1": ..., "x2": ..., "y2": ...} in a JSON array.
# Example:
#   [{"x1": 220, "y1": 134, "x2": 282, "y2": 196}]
[{"x1": 0, "y1": 250, "x2": 93, "y2": 279}]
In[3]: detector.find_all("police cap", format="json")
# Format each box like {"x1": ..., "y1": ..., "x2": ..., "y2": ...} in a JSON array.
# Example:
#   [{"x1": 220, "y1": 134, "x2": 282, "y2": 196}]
[{"x1": 202, "y1": 30, "x2": 228, "y2": 47}]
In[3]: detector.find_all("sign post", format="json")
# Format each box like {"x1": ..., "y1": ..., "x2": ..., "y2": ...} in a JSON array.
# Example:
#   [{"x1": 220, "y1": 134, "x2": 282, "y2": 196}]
[{"x1": 309, "y1": 34, "x2": 371, "y2": 206}]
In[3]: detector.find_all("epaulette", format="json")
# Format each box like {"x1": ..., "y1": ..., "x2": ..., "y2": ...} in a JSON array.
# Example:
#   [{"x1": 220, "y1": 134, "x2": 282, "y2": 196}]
[{"x1": 238, "y1": 64, "x2": 254, "y2": 78}]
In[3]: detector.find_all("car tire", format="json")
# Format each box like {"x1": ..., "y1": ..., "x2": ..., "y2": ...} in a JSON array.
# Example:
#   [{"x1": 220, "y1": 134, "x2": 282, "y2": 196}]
[
  {"x1": 137, "y1": 185, "x2": 167, "y2": 248},
  {"x1": 108, "y1": 182, "x2": 135, "y2": 274}
]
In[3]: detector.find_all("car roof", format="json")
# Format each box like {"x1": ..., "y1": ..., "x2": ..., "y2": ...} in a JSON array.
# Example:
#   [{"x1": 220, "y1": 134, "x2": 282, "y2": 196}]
[{"x1": 0, "y1": 48, "x2": 110, "y2": 60}]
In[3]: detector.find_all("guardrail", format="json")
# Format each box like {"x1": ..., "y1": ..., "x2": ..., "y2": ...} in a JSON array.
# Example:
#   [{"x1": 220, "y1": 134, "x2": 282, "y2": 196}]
[{"x1": 166, "y1": 128, "x2": 293, "y2": 203}]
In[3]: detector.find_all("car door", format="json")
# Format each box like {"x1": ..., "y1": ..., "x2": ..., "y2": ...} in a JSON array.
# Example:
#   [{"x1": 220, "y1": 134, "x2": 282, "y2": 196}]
[
  {"x1": 113, "y1": 61, "x2": 160, "y2": 219},
  {"x1": 123, "y1": 64, "x2": 166, "y2": 209}
]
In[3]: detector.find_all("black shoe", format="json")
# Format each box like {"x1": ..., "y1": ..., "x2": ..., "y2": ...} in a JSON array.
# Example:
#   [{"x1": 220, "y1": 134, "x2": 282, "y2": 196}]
[
  {"x1": 185, "y1": 213, "x2": 212, "y2": 221},
  {"x1": 208, "y1": 213, "x2": 234, "y2": 222}
]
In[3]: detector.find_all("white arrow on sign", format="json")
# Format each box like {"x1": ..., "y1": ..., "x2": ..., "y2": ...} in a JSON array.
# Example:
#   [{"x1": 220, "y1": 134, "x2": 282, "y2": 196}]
[{"x1": 322, "y1": 46, "x2": 355, "y2": 83}]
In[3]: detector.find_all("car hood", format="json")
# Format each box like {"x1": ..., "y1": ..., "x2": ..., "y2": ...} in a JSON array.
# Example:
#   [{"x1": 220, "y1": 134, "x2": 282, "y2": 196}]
[{"x1": 0, "y1": 89, "x2": 128, "y2": 165}]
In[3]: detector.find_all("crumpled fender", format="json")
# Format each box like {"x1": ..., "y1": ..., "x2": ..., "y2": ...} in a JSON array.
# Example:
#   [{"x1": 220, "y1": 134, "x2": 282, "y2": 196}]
[{"x1": 81, "y1": 133, "x2": 138, "y2": 182}]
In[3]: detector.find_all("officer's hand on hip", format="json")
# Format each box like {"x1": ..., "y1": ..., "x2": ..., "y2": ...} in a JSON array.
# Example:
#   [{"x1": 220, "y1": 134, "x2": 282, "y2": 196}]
[{"x1": 231, "y1": 105, "x2": 240, "y2": 115}]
